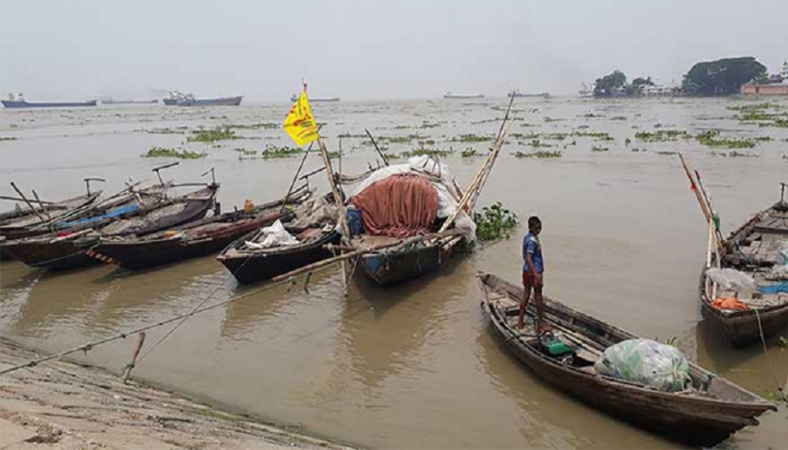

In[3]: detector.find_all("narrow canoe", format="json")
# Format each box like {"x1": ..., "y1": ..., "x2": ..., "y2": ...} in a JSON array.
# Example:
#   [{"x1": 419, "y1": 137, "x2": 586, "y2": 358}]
[
  {"x1": 699, "y1": 200, "x2": 788, "y2": 346},
  {"x1": 88, "y1": 191, "x2": 311, "y2": 270},
  {"x1": 2, "y1": 185, "x2": 218, "y2": 270},
  {"x1": 478, "y1": 272, "x2": 776, "y2": 446}
]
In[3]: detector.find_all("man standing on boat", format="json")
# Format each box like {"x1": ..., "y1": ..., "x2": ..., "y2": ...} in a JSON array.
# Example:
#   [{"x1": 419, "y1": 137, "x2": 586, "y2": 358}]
[{"x1": 518, "y1": 216, "x2": 546, "y2": 331}]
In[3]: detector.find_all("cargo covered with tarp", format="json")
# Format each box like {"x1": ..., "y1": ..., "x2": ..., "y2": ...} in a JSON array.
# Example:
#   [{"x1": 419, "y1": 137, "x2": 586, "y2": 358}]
[
  {"x1": 346, "y1": 155, "x2": 475, "y2": 240},
  {"x1": 350, "y1": 174, "x2": 439, "y2": 238}
]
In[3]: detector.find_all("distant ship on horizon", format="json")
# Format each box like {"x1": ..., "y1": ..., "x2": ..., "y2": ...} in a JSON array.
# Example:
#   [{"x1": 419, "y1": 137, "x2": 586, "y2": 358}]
[
  {"x1": 2, "y1": 93, "x2": 97, "y2": 109},
  {"x1": 443, "y1": 92, "x2": 484, "y2": 99},
  {"x1": 290, "y1": 94, "x2": 340, "y2": 103},
  {"x1": 163, "y1": 91, "x2": 243, "y2": 106}
]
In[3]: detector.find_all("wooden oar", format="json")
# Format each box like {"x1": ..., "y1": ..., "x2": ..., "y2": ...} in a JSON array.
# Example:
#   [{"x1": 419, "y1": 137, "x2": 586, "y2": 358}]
[{"x1": 9, "y1": 183, "x2": 47, "y2": 224}]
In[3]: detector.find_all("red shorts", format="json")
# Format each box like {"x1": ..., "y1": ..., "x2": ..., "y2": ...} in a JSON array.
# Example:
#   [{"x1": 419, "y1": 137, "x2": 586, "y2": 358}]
[{"x1": 523, "y1": 271, "x2": 543, "y2": 288}]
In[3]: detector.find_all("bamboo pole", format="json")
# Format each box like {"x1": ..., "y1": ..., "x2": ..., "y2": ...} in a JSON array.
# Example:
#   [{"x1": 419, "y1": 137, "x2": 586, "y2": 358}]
[
  {"x1": 678, "y1": 153, "x2": 712, "y2": 223},
  {"x1": 31, "y1": 190, "x2": 52, "y2": 222},
  {"x1": 122, "y1": 331, "x2": 146, "y2": 384},
  {"x1": 365, "y1": 129, "x2": 389, "y2": 166},
  {"x1": 0, "y1": 195, "x2": 55, "y2": 205},
  {"x1": 10, "y1": 182, "x2": 47, "y2": 224}
]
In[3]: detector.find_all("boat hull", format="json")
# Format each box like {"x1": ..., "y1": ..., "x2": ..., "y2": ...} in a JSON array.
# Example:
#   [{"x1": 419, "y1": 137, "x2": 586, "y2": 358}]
[
  {"x1": 3, "y1": 187, "x2": 218, "y2": 271},
  {"x1": 479, "y1": 273, "x2": 776, "y2": 447},
  {"x1": 91, "y1": 214, "x2": 282, "y2": 270},
  {"x1": 1, "y1": 100, "x2": 97, "y2": 108},
  {"x1": 218, "y1": 230, "x2": 341, "y2": 284},
  {"x1": 699, "y1": 284, "x2": 788, "y2": 347},
  {"x1": 175, "y1": 96, "x2": 243, "y2": 106},
  {"x1": 359, "y1": 242, "x2": 448, "y2": 286}
]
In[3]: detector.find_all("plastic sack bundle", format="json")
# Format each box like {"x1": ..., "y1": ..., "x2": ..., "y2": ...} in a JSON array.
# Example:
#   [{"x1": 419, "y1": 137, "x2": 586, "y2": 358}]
[
  {"x1": 245, "y1": 220, "x2": 298, "y2": 249},
  {"x1": 705, "y1": 268, "x2": 756, "y2": 291},
  {"x1": 772, "y1": 241, "x2": 788, "y2": 279},
  {"x1": 594, "y1": 339, "x2": 691, "y2": 392}
]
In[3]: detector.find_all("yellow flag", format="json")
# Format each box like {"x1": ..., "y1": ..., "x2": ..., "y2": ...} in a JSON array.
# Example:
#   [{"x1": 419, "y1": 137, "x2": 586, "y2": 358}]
[{"x1": 283, "y1": 92, "x2": 319, "y2": 146}]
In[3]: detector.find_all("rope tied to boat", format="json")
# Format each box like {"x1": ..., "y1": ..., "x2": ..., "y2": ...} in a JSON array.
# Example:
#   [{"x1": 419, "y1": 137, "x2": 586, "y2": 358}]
[{"x1": 753, "y1": 308, "x2": 787, "y2": 403}]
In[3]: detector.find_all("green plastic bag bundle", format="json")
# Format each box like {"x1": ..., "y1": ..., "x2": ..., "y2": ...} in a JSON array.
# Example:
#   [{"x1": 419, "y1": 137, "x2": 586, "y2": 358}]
[{"x1": 594, "y1": 339, "x2": 691, "y2": 392}]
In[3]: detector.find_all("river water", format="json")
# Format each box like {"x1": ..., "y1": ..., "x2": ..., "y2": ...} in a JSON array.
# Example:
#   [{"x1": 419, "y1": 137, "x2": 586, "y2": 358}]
[{"x1": 1, "y1": 97, "x2": 786, "y2": 449}]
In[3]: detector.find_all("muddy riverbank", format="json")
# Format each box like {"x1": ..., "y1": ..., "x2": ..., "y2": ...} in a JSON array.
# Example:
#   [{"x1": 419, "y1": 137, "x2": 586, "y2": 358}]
[{"x1": 0, "y1": 337, "x2": 356, "y2": 449}]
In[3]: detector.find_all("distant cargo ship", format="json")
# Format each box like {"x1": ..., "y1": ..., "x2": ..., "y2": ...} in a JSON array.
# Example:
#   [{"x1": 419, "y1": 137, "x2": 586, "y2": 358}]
[
  {"x1": 101, "y1": 98, "x2": 159, "y2": 105},
  {"x1": 508, "y1": 91, "x2": 550, "y2": 99},
  {"x1": 2, "y1": 94, "x2": 97, "y2": 109},
  {"x1": 290, "y1": 94, "x2": 340, "y2": 102},
  {"x1": 163, "y1": 91, "x2": 243, "y2": 106},
  {"x1": 443, "y1": 92, "x2": 484, "y2": 99}
]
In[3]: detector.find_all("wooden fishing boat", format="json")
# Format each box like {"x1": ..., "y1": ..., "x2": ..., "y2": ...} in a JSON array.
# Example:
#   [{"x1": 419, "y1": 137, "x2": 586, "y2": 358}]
[
  {"x1": 1, "y1": 185, "x2": 218, "y2": 271},
  {"x1": 217, "y1": 196, "x2": 341, "y2": 284},
  {"x1": 478, "y1": 273, "x2": 777, "y2": 446},
  {"x1": 0, "y1": 191, "x2": 102, "y2": 239},
  {"x1": 699, "y1": 199, "x2": 788, "y2": 347},
  {"x1": 355, "y1": 232, "x2": 467, "y2": 286},
  {"x1": 87, "y1": 190, "x2": 311, "y2": 270}
]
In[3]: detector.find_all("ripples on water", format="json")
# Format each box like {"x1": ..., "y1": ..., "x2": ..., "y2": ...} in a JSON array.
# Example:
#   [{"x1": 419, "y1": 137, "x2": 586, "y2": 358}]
[{"x1": 1, "y1": 97, "x2": 787, "y2": 449}]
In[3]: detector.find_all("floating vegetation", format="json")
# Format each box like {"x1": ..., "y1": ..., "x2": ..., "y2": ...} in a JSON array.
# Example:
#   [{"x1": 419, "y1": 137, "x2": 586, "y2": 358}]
[
  {"x1": 696, "y1": 130, "x2": 756, "y2": 149},
  {"x1": 234, "y1": 148, "x2": 257, "y2": 156},
  {"x1": 144, "y1": 126, "x2": 189, "y2": 135},
  {"x1": 261, "y1": 144, "x2": 304, "y2": 158},
  {"x1": 453, "y1": 134, "x2": 494, "y2": 143},
  {"x1": 338, "y1": 132, "x2": 367, "y2": 138},
  {"x1": 461, "y1": 147, "x2": 480, "y2": 157},
  {"x1": 474, "y1": 202, "x2": 518, "y2": 241},
  {"x1": 380, "y1": 134, "x2": 426, "y2": 144},
  {"x1": 228, "y1": 122, "x2": 278, "y2": 130},
  {"x1": 573, "y1": 131, "x2": 614, "y2": 141},
  {"x1": 624, "y1": 138, "x2": 632, "y2": 146},
  {"x1": 143, "y1": 146, "x2": 206, "y2": 159},
  {"x1": 188, "y1": 126, "x2": 240, "y2": 143},
  {"x1": 527, "y1": 140, "x2": 553, "y2": 148},
  {"x1": 591, "y1": 146, "x2": 609, "y2": 153},
  {"x1": 419, "y1": 121, "x2": 441, "y2": 129},
  {"x1": 728, "y1": 151, "x2": 759, "y2": 158},
  {"x1": 513, "y1": 150, "x2": 562, "y2": 159},
  {"x1": 635, "y1": 130, "x2": 690, "y2": 142},
  {"x1": 611, "y1": 116, "x2": 627, "y2": 121},
  {"x1": 631, "y1": 147, "x2": 646, "y2": 153},
  {"x1": 656, "y1": 151, "x2": 677, "y2": 156},
  {"x1": 0, "y1": 136, "x2": 18, "y2": 141},
  {"x1": 543, "y1": 116, "x2": 565, "y2": 122}
]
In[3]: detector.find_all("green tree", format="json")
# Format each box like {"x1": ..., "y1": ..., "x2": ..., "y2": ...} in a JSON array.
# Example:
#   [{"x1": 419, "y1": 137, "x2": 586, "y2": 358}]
[
  {"x1": 594, "y1": 70, "x2": 627, "y2": 97},
  {"x1": 631, "y1": 77, "x2": 655, "y2": 87},
  {"x1": 682, "y1": 57, "x2": 766, "y2": 96}
]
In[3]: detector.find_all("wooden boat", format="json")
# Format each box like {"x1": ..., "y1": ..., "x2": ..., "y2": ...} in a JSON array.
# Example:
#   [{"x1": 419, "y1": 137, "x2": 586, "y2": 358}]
[
  {"x1": 1, "y1": 185, "x2": 218, "y2": 270},
  {"x1": 87, "y1": 190, "x2": 312, "y2": 270},
  {"x1": 217, "y1": 196, "x2": 341, "y2": 284},
  {"x1": 355, "y1": 230, "x2": 468, "y2": 286},
  {"x1": 0, "y1": 191, "x2": 102, "y2": 238},
  {"x1": 699, "y1": 199, "x2": 788, "y2": 347},
  {"x1": 478, "y1": 273, "x2": 777, "y2": 446}
]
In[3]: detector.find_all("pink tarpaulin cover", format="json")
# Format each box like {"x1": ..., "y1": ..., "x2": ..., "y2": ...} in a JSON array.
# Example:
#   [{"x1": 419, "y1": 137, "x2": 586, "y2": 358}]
[{"x1": 350, "y1": 174, "x2": 439, "y2": 238}]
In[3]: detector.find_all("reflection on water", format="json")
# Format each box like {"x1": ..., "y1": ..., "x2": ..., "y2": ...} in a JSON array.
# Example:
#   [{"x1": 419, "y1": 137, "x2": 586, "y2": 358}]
[{"x1": 1, "y1": 97, "x2": 788, "y2": 448}]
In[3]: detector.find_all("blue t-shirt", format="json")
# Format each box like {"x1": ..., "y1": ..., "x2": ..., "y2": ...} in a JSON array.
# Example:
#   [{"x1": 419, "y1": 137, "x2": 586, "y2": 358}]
[{"x1": 523, "y1": 232, "x2": 544, "y2": 273}]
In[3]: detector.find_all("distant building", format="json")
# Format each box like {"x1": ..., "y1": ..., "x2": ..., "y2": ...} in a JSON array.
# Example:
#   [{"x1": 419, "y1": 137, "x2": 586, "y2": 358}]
[
  {"x1": 741, "y1": 82, "x2": 788, "y2": 95},
  {"x1": 742, "y1": 60, "x2": 788, "y2": 95}
]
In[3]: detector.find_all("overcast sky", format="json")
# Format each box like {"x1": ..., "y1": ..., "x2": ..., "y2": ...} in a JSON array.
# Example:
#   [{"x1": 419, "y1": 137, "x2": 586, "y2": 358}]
[{"x1": 1, "y1": 0, "x2": 786, "y2": 101}]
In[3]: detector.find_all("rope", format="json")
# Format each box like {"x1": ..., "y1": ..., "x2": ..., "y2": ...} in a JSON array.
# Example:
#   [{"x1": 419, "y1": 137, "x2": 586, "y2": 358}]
[
  {"x1": 0, "y1": 263, "x2": 321, "y2": 377},
  {"x1": 753, "y1": 308, "x2": 787, "y2": 402}
]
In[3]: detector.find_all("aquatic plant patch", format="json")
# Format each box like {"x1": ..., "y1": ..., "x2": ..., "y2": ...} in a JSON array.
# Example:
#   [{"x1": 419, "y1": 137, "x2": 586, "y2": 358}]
[
  {"x1": 261, "y1": 145, "x2": 304, "y2": 158},
  {"x1": 188, "y1": 127, "x2": 240, "y2": 143},
  {"x1": 513, "y1": 150, "x2": 562, "y2": 159},
  {"x1": 591, "y1": 146, "x2": 609, "y2": 152},
  {"x1": 474, "y1": 202, "x2": 518, "y2": 242},
  {"x1": 453, "y1": 134, "x2": 494, "y2": 143},
  {"x1": 143, "y1": 146, "x2": 206, "y2": 159},
  {"x1": 635, "y1": 130, "x2": 690, "y2": 142},
  {"x1": 696, "y1": 130, "x2": 756, "y2": 149}
]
